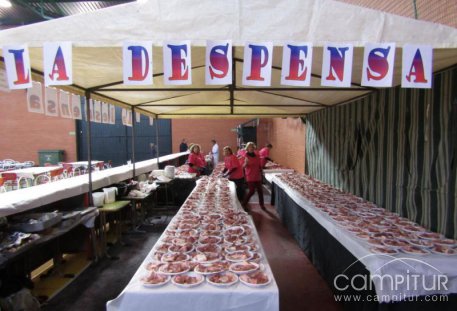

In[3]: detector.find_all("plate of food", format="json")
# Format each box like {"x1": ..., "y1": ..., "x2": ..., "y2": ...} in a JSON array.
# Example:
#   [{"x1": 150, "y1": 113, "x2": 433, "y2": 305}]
[
  {"x1": 160, "y1": 252, "x2": 190, "y2": 263},
  {"x1": 207, "y1": 272, "x2": 238, "y2": 287},
  {"x1": 382, "y1": 239, "x2": 410, "y2": 248},
  {"x1": 229, "y1": 261, "x2": 259, "y2": 274},
  {"x1": 430, "y1": 245, "x2": 457, "y2": 255},
  {"x1": 168, "y1": 244, "x2": 194, "y2": 254},
  {"x1": 225, "y1": 251, "x2": 253, "y2": 262},
  {"x1": 225, "y1": 244, "x2": 250, "y2": 253},
  {"x1": 198, "y1": 236, "x2": 222, "y2": 245},
  {"x1": 192, "y1": 252, "x2": 221, "y2": 263},
  {"x1": 194, "y1": 261, "x2": 228, "y2": 275},
  {"x1": 239, "y1": 271, "x2": 271, "y2": 287},
  {"x1": 224, "y1": 226, "x2": 245, "y2": 237},
  {"x1": 158, "y1": 262, "x2": 190, "y2": 275},
  {"x1": 172, "y1": 272, "x2": 205, "y2": 288},
  {"x1": 173, "y1": 237, "x2": 197, "y2": 246},
  {"x1": 156, "y1": 243, "x2": 172, "y2": 253},
  {"x1": 224, "y1": 235, "x2": 246, "y2": 245},
  {"x1": 145, "y1": 261, "x2": 163, "y2": 272},
  {"x1": 370, "y1": 246, "x2": 399, "y2": 255},
  {"x1": 141, "y1": 272, "x2": 170, "y2": 288},
  {"x1": 196, "y1": 244, "x2": 221, "y2": 254},
  {"x1": 433, "y1": 238, "x2": 457, "y2": 247},
  {"x1": 409, "y1": 239, "x2": 434, "y2": 248},
  {"x1": 400, "y1": 245, "x2": 430, "y2": 255},
  {"x1": 416, "y1": 232, "x2": 444, "y2": 240}
]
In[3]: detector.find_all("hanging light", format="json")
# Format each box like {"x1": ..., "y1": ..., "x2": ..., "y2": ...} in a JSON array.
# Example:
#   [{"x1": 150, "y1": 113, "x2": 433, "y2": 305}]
[{"x1": 0, "y1": 0, "x2": 12, "y2": 8}]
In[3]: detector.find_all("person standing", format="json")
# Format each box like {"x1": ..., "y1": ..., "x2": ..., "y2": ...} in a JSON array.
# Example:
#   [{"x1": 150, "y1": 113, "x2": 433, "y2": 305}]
[
  {"x1": 259, "y1": 143, "x2": 273, "y2": 168},
  {"x1": 179, "y1": 139, "x2": 188, "y2": 152},
  {"x1": 241, "y1": 142, "x2": 265, "y2": 211},
  {"x1": 222, "y1": 146, "x2": 245, "y2": 201},
  {"x1": 211, "y1": 139, "x2": 219, "y2": 166},
  {"x1": 187, "y1": 144, "x2": 206, "y2": 176}
]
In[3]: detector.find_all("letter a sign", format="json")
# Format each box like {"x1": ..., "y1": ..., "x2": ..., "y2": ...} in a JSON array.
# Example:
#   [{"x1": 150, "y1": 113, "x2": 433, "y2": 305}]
[
  {"x1": 401, "y1": 45, "x2": 432, "y2": 88},
  {"x1": 44, "y1": 42, "x2": 72, "y2": 86}
]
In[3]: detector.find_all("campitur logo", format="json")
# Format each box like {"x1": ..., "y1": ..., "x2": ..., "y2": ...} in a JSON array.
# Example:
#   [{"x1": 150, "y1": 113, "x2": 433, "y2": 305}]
[{"x1": 333, "y1": 254, "x2": 449, "y2": 303}]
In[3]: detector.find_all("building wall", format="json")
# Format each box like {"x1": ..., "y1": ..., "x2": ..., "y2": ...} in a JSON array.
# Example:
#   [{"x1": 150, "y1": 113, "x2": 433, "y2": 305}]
[
  {"x1": 171, "y1": 119, "x2": 250, "y2": 157},
  {"x1": 258, "y1": 118, "x2": 306, "y2": 173},
  {"x1": 0, "y1": 89, "x2": 77, "y2": 164},
  {"x1": 337, "y1": 0, "x2": 457, "y2": 28},
  {"x1": 306, "y1": 66, "x2": 457, "y2": 239}
]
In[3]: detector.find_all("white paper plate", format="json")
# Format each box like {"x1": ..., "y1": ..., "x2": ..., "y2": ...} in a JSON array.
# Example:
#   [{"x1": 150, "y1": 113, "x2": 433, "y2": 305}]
[
  {"x1": 194, "y1": 262, "x2": 227, "y2": 275},
  {"x1": 172, "y1": 272, "x2": 205, "y2": 288},
  {"x1": 141, "y1": 275, "x2": 170, "y2": 288},
  {"x1": 225, "y1": 251, "x2": 253, "y2": 262},
  {"x1": 158, "y1": 263, "x2": 190, "y2": 275},
  {"x1": 239, "y1": 272, "x2": 272, "y2": 287},
  {"x1": 207, "y1": 272, "x2": 239, "y2": 287},
  {"x1": 229, "y1": 262, "x2": 259, "y2": 274}
]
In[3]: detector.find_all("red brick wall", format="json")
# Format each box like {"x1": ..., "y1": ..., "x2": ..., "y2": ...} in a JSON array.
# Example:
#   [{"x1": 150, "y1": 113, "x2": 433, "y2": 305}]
[
  {"x1": 171, "y1": 119, "x2": 250, "y2": 156},
  {"x1": 258, "y1": 118, "x2": 306, "y2": 173},
  {"x1": 337, "y1": 0, "x2": 457, "y2": 28},
  {"x1": 0, "y1": 89, "x2": 77, "y2": 164}
]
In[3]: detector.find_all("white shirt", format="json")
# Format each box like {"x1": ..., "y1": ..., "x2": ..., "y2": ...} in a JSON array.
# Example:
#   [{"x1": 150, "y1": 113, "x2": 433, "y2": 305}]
[{"x1": 212, "y1": 143, "x2": 219, "y2": 165}]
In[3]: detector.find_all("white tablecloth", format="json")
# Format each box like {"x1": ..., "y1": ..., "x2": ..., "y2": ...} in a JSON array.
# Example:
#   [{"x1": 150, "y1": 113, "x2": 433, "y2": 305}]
[
  {"x1": 107, "y1": 180, "x2": 279, "y2": 311},
  {"x1": 5, "y1": 167, "x2": 60, "y2": 179},
  {"x1": 66, "y1": 161, "x2": 104, "y2": 168},
  {"x1": 0, "y1": 152, "x2": 189, "y2": 217},
  {"x1": 272, "y1": 175, "x2": 457, "y2": 302}
]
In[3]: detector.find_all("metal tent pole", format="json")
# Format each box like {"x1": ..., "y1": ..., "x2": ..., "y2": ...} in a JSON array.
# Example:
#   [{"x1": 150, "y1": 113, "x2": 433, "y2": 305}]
[
  {"x1": 131, "y1": 106, "x2": 136, "y2": 179},
  {"x1": 85, "y1": 91, "x2": 93, "y2": 206},
  {"x1": 155, "y1": 117, "x2": 160, "y2": 168}
]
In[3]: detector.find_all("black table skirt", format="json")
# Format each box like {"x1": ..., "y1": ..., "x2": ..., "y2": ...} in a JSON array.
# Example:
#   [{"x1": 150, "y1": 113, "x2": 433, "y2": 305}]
[{"x1": 273, "y1": 182, "x2": 457, "y2": 311}]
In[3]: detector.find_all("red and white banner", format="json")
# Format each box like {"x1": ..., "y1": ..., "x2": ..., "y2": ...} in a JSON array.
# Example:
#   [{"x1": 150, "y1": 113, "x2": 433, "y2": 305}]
[
  {"x1": 281, "y1": 42, "x2": 313, "y2": 86},
  {"x1": 27, "y1": 81, "x2": 44, "y2": 114},
  {"x1": 123, "y1": 41, "x2": 153, "y2": 85},
  {"x1": 205, "y1": 40, "x2": 232, "y2": 85},
  {"x1": 362, "y1": 43, "x2": 396, "y2": 87},
  {"x1": 44, "y1": 42, "x2": 72, "y2": 86},
  {"x1": 401, "y1": 45, "x2": 433, "y2": 89},
  {"x1": 102, "y1": 102, "x2": 109, "y2": 124},
  {"x1": 45, "y1": 87, "x2": 59, "y2": 117},
  {"x1": 109, "y1": 104, "x2": 116, "y2": 124},
  {"x1": 59, "y1": 90, "x2": 72, "y2": 118},
  {"x1": 87, "y1": 99, "x2": 94, "y2": 121},
  {"x1": 3, "y1": 44, "x2": 32, "y2": 89},
  {"x1": 71, "y1": 94, "x2": 82, "y2": 120},
  {"x1": 93, "y1": 100, "x2": 102, "y2": 123},
  {"x1": 321, "y1": 44, "x2": 354, "y2": 87},
  {"x1": 242, "y1": 42, "x2": 273, "y2": 87},
  {"x1": 163, "y1": 41, "x2": 192, "y2": 85}
]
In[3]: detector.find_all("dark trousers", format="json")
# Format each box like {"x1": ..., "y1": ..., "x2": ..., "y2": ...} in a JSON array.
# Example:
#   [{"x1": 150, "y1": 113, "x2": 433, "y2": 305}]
[
  {"x1": 230, "y1": 178, "x2": 245, "y2": 202},
  {"x1": 242, "y1": 181, "x2": 264, "y2": 207}
]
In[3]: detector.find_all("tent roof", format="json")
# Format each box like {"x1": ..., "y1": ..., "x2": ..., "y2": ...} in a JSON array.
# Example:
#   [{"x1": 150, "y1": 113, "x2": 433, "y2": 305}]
[{"x1": 1, "y1": 0, "x2": 457, "y2": 118}]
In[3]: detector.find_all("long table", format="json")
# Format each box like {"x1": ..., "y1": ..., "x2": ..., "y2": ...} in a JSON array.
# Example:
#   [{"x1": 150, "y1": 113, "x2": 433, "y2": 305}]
[
  {"x1": 271, "y1": 174, "x2": 457, "y2": 310},
  {"x1": 0, "y1": 152, "x2": 189, "y2": 217},
  {"x1": 4, "y1": 167, "x2": 61, "y2": 179},
  {"x1": 107, "y1": 178, "x2": 279, "y2": 311}
]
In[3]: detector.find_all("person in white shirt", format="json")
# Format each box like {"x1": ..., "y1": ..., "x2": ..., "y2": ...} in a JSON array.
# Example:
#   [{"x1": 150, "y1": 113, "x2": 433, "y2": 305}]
[{"x1": 211, "y1": 139, "x2": 219, "y2": 166}]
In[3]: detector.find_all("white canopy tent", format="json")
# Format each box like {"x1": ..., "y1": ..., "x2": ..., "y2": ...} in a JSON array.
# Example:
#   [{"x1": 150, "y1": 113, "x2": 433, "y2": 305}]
[{"x1": 0, "y1": 0, "x2": 456, "y2": 118}]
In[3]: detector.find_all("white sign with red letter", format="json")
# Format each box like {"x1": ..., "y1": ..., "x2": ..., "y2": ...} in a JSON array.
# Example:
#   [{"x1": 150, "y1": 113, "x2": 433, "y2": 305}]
[
  {"x1": 163, "y1": 41, "x2": 192, "y2": 85},
  {"x1": 401, "y1": 45, "x2": 432, "y2": 89},
  {"x1": 321, "y1": 43, "x2": 354, "y2": 87},
  {"x1": 71, "y1": 94, "x2": 82, "y2": 120},
  {"x1": 44, "y1": 42, "x2": 72, "y2": 86},
  {"x1": 3, "y1": 44, "x2": 32, "y2": 89},
  {"x1": 242, "y1": 42, "x2": 273, "y2": 87},
  {"x1": 205, "y1": 40, "x2": 232, "y2": 85},
  {"x1": 281, "y1": 42, "x2": 313, "y2": 86},
  {"x1": 45, "y1": 87, "x2": 59, "y2": 116},
  {"x1": 27, "y1": 81, "x2": 44, "y2": 114},
  {"x1": 362, "y1": 43, "x2": 396, "y2": 87},
  {"x1": 59, "y1": 90, "x2": 72, "y2": 118},
  {"x1": 123, "y1": 41, "x2": 153, "y2": 85}
]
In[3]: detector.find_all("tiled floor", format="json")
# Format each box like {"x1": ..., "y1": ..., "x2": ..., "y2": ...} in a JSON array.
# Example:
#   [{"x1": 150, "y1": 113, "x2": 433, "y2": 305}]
[{"x1": 247, "y1": 202, "x2": 343, "y2": 311}]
